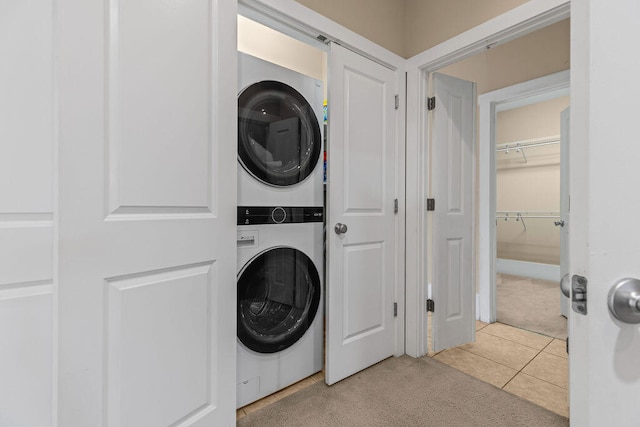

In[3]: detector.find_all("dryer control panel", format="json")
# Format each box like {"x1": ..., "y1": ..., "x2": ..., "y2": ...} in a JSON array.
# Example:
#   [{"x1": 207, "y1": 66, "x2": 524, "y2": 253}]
[{"x1": 237, "y1": 206, "x2": 324, "y2": 225}]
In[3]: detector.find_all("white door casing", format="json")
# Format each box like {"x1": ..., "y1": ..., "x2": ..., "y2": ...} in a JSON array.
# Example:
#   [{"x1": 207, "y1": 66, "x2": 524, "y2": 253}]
[
  {"x1": 326, "y1": 42, "x2": 398, "y2": 385},
  {"x1": 431, "y1": 73, "x2": 476, "y2": 352},
  {"x1": 559, "y1": 107, "x2": 570, "y2": 317},
  {"x1": 57, "y1": 0, "x2": 237, "y2": 425}
]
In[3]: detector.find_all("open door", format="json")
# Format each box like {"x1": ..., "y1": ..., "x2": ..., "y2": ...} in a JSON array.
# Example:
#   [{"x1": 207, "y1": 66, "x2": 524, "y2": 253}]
[
  {"x1": 57, "y1": 1, "x2": 237, "y2": 425},
  {"x1": 431, "y1": 73, "x2": 476, "y2": 352},
  {"x1": 326, "y1": 43, "x2": 398, "y2": 385},
  {"x1": 559, "y1": 107, "x2": 570, "y2": 317}
]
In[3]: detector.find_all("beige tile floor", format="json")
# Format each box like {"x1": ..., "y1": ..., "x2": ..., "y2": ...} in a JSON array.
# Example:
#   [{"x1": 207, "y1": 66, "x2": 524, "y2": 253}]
[
  {"x1": 431, "y1": 320, "x2": 569, "y2": 418},
  {"x1": 237, "y1": 322, "x2": 569, "y2": 421}
]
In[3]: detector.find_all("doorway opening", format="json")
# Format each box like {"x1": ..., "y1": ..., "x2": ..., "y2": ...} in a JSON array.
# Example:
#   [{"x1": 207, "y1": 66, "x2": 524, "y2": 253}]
[
  {"x1": 423, "y1": 17, "x2": 570, "y2": 418},
  {"x1": 236, "y1": 10, "x2": 404, "y2": 417},
  {"x1": 493, "y1": 95, "x2": 569, "y2": 340},
  {"x1": 474, "y1": 69, "x2": 570, "y2": 325},
  {"x1": 236, "y1": 14, "x2": 328, "y2": 416}
]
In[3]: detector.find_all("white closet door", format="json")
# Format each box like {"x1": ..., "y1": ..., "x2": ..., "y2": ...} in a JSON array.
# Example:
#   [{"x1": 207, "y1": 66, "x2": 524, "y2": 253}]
[
  {"x1": 431, "y1": 73, "x2": 477, "y2": 352},
  {"x1": 57, "y1": 0, "x2": 237, "y2": 425},
  {"x1": 325, "y1": 42, "x2": 398, "y2": 385},
  {"x1": 0, "y1": 1, "x2": 55, "y2": 425}
]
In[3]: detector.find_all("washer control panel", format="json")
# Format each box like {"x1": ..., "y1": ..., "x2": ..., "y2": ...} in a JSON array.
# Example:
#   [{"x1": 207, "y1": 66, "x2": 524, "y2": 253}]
[{"x1": 237, "y1": 206, "x2": 324, "y2": 225}]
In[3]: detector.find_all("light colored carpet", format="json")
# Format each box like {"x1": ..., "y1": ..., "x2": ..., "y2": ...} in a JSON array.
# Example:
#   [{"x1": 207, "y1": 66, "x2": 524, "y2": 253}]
[
  {"x1": 237, "y1": 355, "x2": 569, "y2": 427},
  {"x1": 497, "y1": 274, "x2": 568, "y2": 340}
]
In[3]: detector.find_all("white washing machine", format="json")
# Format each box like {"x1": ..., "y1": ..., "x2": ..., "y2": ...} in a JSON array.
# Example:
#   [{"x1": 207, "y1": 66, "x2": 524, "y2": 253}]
[
  {"x1": 238, "y1": 52, "x2": 324, "y2": 207},
  {"x1": 236, "y1": 206, "x2": 324, "y2": 408}
]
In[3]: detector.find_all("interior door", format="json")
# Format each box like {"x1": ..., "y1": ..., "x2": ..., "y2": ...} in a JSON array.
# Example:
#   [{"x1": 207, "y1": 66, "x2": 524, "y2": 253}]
[
  {"x1": 57, "y1": 1, "x2": 237, "y2": 425},
  {"x1": 431, "y1": 73, "x2": 476, "y2": 352},
  {"x1": 326, "y1": 43, "x2": 397, "y2": 385},
  {"x1": 0, "y1": 1, "x2": 55, "y2": 424},
  {"x1": 559, "y1": 107, "x2": 570, "y2": 317}
]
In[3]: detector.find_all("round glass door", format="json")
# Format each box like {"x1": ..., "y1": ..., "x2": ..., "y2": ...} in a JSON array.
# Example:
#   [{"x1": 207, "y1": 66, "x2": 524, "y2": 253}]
[
  {"x1": 238, "y1": 80, "x2": 321, "y2": 187},
  {"x1": 237, "y1": 247, "x2": 321, "y2": 354}
]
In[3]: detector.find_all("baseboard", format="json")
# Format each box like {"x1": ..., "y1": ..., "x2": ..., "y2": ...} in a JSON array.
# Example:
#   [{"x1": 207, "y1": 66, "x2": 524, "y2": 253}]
[{"x1": 496, "y1": 258, "x2": 560, "y2": 282}]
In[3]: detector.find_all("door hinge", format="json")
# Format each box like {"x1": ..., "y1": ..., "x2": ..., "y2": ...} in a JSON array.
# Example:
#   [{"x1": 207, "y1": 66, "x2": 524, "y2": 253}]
[
  {"x1": 394, "y1": 198, "x2": 399, "y2": 214},
  {"x1": 426, "y1": 299, "x2": 435, "y2": 313},
  {"x1": 566, "y1": 337, "x2": 569, "y2": 354},
  {"x1": 426, "y1": 198, "x2": 435, "y2": 211},
  {"x1": 394, "y1": 302, "x2": 398, "y2": 317},
  {"x1": 395, "y1": 94, "x2": 399, "y2": 110},
  {"x1": 427, "y1": 96, "x2": 436, "y2": 111}
]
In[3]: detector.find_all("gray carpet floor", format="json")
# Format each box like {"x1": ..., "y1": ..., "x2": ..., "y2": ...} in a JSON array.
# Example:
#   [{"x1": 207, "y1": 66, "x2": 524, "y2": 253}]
[
  {"x1": 237, "y1": 355, "x2": 569, "y2": 427},
  {"x1": 497, "y1": 274, "x2": 568, "y2": 339}
]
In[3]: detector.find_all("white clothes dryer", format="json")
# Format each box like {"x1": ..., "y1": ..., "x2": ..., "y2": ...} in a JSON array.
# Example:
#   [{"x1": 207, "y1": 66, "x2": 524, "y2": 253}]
[
  {"x1": 236, "y1": 206, "x2": 324, "y2": 408},
  {"x1": 238, "y1": 52, "x2": 324, "y2": 207}
]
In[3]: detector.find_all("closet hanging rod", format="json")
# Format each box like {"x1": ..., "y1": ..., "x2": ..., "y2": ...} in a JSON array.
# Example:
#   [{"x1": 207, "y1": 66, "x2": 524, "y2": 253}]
[
  {"x1": 496, "y1": 214, "x2": 561, "y2": 219},
  {"x1": 496, "y1": 140, "x2": 559, "y2": 152},
  {"x1": 496, "y1": 136, "x2": 560, "y2": 152},
  {"x1": 496, "y1": 211, "x2": 560, "y2": 219}
]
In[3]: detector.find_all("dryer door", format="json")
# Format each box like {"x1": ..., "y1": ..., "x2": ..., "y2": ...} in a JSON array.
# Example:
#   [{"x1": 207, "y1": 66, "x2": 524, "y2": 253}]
[
  {"x1": 237, "y1": 247, "x2": 321, "y2": 354},
  {"x1": 238, "y1": 81, "x2": 321, "y2": 187}
]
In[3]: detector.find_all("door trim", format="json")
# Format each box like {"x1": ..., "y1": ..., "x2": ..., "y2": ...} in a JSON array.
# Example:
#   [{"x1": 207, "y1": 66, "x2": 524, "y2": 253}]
[
  {"x1": 405, "y1": 0, "x2": 570, "y2": 357},
  {"x1": 477, "y1": 70, "x2": 570, "y2": 323}
]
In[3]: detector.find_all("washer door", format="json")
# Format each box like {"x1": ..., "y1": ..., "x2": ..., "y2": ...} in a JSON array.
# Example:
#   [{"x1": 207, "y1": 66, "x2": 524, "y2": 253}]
[
  {"x1": 237, "y1": 247, "x2": 321, "y2": 354},
  {"x1": 238, "y1": 80, "x2": 321, "y2": 187}
]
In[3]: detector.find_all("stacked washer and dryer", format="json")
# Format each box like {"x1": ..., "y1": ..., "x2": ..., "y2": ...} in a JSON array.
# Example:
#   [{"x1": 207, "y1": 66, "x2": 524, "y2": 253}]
[{"x1": 236, "y1": 52, "x2": 325, "y2": 408}]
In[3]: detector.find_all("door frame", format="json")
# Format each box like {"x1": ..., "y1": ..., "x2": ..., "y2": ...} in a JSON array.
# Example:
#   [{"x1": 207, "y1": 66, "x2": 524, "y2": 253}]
[
  {"x1": 477, "y1": 70, "x2": 570, "y2": 323},
  {"x1": 238, "y1": 0, "x2": 407, "y2": 357},
  {"x1": 405, "y1": 0, "x2": 570, "y2": 357}
]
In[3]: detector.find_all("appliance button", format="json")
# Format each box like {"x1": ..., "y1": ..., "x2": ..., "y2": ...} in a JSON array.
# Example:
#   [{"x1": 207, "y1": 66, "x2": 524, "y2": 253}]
[{"x1": 271, "y1": 207, "x2": 287, "y2": 224}]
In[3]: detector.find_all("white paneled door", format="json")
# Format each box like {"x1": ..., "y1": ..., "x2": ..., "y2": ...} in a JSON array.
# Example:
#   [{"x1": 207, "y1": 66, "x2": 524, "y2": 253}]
[
  {"x1": 0, "y1": 1, "x2": 55, "y2": 425},
  {"x1": 57, "y1": 1, "x2": 237, "y2": 426},
  {"x1": 326, "y1": 43, "x2": 398, "y2": 385},
  {"x1": 431, "y1": 73, "x2": 476, "y2": 352}
]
